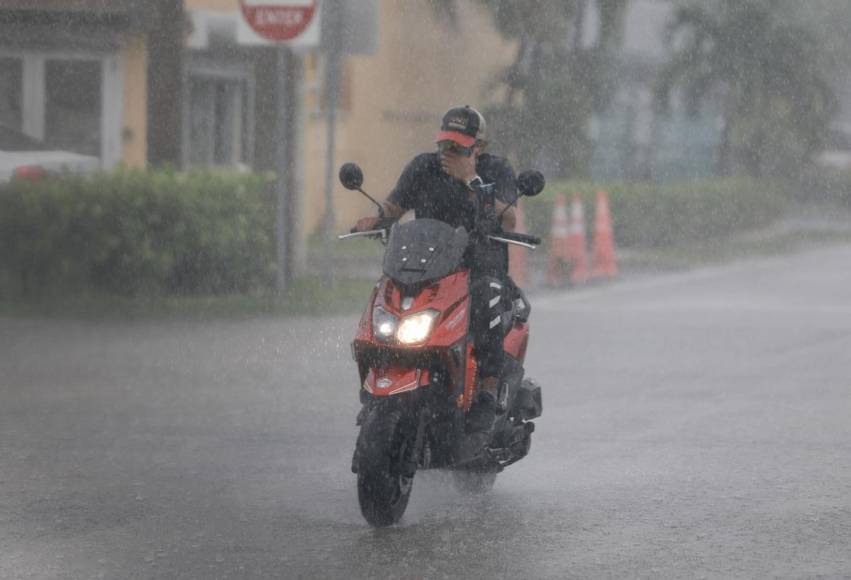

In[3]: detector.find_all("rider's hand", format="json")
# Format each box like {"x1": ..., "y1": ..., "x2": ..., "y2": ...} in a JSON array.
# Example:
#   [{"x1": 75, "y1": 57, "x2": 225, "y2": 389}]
[
  {"x1": 355, "y1": 216, "x2": 380, "y2": 232},
  {"x1": 440, "y1": 150, "x2": 478, "y2": 185}
]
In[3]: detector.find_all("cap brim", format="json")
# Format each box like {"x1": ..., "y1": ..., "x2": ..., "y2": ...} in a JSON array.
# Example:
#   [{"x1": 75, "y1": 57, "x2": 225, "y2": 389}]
[{"x1": 436, "y1": 131, "x2": 476, "y2": 148}]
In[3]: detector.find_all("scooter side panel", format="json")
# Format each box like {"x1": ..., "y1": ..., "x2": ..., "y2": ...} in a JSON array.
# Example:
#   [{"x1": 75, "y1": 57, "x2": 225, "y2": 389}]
[
  {"x1": 428, "y1": 271, "x2": 471, "y2": 348},
  {"x1": 504, "y1": 322, "x2": 529, "y2": 362},
  {"x1": 353, "y1": 283, "x2": 380, "y2": 344}
]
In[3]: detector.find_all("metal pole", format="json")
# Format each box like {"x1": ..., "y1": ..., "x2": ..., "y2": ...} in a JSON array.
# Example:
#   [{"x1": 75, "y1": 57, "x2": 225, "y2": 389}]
[
  {"x1": 276, "y1": 45, "x2": 291, "y2": 293},
  {"x1": 321, "y1": 0, "x2": 342, "y2": 288},
  {"x1": 289, "y1": 53, "x2": 307, "y2": 276},
  {"x1": 573, "y1": 0, "x2": 588, "y2": 52}
]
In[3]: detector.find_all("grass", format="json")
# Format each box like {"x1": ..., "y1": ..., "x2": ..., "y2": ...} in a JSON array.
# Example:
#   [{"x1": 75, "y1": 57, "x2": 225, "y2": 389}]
[{"x1": 0, "y1": 276, "x2": 377, "y2": 320}]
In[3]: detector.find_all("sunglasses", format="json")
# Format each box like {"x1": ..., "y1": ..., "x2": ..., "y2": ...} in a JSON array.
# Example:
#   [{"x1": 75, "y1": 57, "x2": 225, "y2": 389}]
[{"x1": 438, "y1": 141, "x2": 474, "y2": 157}]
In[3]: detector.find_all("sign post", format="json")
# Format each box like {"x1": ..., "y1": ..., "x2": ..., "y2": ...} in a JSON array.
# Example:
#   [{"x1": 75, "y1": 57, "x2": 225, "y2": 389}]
[
  {"x1": 321, "y1": 0, "x2": 342, "y2": 289},
  {"x1": 238, "y1": 0, "x2": 320, "y2": 294}
]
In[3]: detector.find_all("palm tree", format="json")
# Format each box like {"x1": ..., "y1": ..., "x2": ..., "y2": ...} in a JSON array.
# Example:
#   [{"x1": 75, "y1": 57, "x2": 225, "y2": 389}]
[
  {"x1": 656, "y1": 0, "x2": 836, "y2": 177},
  {"x1": 432, "y1": 0, "x2": 630, "y2": 176}
]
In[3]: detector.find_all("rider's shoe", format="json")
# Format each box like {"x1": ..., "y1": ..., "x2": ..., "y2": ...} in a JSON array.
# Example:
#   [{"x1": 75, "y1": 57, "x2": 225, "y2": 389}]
[{"x1": 466, "y1": 390, "x2": 497, "y2": 435}]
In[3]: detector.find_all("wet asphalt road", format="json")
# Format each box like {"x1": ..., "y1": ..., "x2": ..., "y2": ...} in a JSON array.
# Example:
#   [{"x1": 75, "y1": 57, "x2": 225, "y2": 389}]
[{"x1": 2, "y1": 244, "x2": 851, "y2": 579}]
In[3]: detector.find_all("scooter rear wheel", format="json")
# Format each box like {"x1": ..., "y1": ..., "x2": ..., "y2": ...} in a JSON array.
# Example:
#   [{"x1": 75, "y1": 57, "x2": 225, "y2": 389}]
[{"x1": 357, "y1": 407, "x2": 415, "y2": 527}]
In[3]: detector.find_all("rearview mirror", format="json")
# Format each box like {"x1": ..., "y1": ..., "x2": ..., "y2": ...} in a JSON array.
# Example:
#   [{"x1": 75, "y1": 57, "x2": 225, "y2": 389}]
[
  {"x1": 339, "y1": 162, "x2": 364, "y2": 190},
  {"x1": 516, "y1": 170, "x2": 545, "y2": 197}
]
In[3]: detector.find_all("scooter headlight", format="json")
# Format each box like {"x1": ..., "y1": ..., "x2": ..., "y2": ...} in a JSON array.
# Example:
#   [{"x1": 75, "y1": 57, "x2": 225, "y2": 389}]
[
  {"x1": 372, "y1": 307, "x2": 398, "y2": 341},
  {"x1": 397, "y1": 310, "x2": 439, "y2": 345}
]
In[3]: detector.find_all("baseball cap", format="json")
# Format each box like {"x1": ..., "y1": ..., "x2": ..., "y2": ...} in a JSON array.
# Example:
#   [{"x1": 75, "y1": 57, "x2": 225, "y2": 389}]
[{"x1": 436, "y1": 106, "x2": 487, "y2": 148}]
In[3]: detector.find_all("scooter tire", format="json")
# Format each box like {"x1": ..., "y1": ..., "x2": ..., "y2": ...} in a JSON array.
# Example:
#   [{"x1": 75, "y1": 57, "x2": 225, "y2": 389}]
[{"x1": 356, "y1": 407, "x2": 415, "y2": 527}]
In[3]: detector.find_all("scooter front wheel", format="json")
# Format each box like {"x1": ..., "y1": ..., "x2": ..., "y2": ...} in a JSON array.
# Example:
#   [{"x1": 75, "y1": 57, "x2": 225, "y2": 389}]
[{"x1": 356, "y1": 406, "x2": 415, "y2": 527}]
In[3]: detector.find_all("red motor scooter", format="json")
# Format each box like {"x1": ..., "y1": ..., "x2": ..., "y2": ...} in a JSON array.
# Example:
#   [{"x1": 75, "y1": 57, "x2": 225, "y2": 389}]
[{"x1": 338, "y1": 163, "x2": 545, "y2": 527}]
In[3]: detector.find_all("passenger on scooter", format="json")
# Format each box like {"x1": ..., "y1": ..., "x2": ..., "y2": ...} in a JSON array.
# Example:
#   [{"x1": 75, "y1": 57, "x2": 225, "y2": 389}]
[{"x1": 354, "y1": 106, "x2": 518, "y2": 437}]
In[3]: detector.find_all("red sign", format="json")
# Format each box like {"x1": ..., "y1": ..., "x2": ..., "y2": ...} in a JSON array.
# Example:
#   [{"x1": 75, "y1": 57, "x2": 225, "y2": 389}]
[{"x1": 238, "y1": 0, "x2": 319, "y2": 43}]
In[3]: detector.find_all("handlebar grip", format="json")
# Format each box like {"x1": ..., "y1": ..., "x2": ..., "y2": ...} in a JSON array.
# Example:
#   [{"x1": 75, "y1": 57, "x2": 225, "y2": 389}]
[
  {"x1": 350, "y1": 218, "x2": 389, "y2": 234},
  {"x1": 501, "y1": 232, "x2": 542, "y2": 245},
  {"x1": 375, "y1": 218, "x2": 395, "y2": 230}
]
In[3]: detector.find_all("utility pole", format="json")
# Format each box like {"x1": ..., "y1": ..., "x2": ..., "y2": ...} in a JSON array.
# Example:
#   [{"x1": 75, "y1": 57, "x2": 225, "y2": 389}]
[
  {"x1": 237, "y1": 0, "x2": 320, "y2": 293},
  {"x1": 275, "y1": 46, "x2": 292, "y2": 293},
  {"x1": 321, "y1": 0, "x2": 343, "y2": 289},
  {"x1": 147, "y1": 0, "x2": 184, "y2": 166}
]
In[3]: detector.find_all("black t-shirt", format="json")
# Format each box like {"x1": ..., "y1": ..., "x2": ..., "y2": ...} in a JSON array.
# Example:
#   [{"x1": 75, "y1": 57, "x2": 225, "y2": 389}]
[
  {"x1": 387, "y1": 152, "x2": 517, "y2": 233},
  {"x1": 387, "y1": 152, "x2": 517, "y2": 276}
]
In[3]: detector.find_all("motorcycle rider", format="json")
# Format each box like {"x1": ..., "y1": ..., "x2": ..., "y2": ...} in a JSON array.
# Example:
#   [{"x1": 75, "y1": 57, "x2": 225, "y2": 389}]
[{"x1": 354, "y1": 105, "x2": 518, "y2": 437}]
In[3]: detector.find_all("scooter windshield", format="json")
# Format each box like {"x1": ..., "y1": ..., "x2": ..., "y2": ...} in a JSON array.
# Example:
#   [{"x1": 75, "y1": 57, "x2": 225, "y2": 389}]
[{"x1": 383, "y1": 219, "x2": 470, "y2": 286}]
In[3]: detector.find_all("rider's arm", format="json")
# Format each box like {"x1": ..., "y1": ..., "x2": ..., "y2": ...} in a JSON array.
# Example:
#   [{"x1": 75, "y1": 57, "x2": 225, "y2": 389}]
[
  {"x1": 355, "y1": 201, "x2": 404, "y2": 231},
  {"x1": 495, "y1": 201, "x2": 516, "y2": 232},
  {"x1": 355, "y1": 156, "x2": 423, "y2": 231},
  {"x1": 382, "y1": 200, "x2": 406, "y2": 220},
  {"x1": 491, "y1": 156, "x2": 518, "y2": 232},
  {"x1": 386, "y1": 154, "x2": 426, "y2": 211}
]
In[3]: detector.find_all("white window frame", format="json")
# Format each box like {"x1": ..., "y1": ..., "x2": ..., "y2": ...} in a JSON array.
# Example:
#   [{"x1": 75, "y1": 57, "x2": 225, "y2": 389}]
[
  {"x1": 0, "y1": 49, "x2": 124, "y2": 169},
  {"x1": 182, "y1": 62, "x2": 255, "y2": 169}
]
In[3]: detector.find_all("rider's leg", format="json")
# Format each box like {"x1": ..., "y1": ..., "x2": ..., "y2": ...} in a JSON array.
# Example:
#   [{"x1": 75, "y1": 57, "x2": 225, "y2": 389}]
[{"x1": 467, "y1": 275, "x2": 508, "y2": 433}]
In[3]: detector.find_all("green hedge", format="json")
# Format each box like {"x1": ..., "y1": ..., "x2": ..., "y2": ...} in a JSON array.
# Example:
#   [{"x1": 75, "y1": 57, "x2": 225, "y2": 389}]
[
  {"x1": 523, "y1": 178, "x2": 788, "y2": 250},
  {"x1": 0, "y1": 170, "x2": 276, "y2": 297},
  {"x1": 0, "y1": 170, "x2": 791, "y2": 299}
]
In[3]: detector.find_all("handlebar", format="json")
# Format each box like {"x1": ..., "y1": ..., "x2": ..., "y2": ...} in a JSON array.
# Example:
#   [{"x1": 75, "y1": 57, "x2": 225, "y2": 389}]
[
  {"x1": 497, "y1": 231, "x2": 542, "y2": 246},
  {"x1": 339, "y1": 228, "x2": 387, "y2": 241},
  {"x1": 343, "y1": 217, "x2": 397, "y2": 238},
  {"x1": 469, "y1": 182, "x2": 540, "y2": 249},
  {"x1": 487, "y1": 231, "x2": 541, "y2": 250},
  {"x1": 342, "y1": 193, "x2": 543, "y2": 250}
]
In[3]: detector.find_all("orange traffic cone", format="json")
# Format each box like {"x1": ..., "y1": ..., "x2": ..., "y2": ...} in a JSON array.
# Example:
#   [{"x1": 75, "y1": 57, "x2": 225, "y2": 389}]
[
  {"x1": 546, "y1": 193, "x2": 571, "y2": 286},
  {"x1": 566, "y1": 192, "x2": 589, "y2": 284},
  {"x1": 509, "y1": 198, "x2": 529, "y2": 287},
  {"x1": 590, "y1": 190, "x2": 618, "y2": 279}
]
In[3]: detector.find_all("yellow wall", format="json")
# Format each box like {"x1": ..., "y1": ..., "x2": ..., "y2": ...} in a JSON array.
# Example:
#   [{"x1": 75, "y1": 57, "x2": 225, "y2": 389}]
[
  {"x1": 185, "y1": 0, "x2": 236, "y2": 12},
  {"x1": 121, "y1": 0, "x2": 236, "y2": 167},
  {"x1": 301, "y1": 0, "x2": 516, "y2": 234},
  {"x1": 121, "y1": 34, "x2": 147, "y2": 168},
  {"x1": 134, "y1": 0, "x2": 515, "y2": 237}
]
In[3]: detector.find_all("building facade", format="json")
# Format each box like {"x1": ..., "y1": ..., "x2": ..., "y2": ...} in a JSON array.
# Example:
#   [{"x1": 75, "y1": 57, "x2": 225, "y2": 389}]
[
  {"x1": 0, "y1": 0, "x2": 514, "y2": 242},
  {"x1": 0, "y1": 1, "x2": 146, "y2": 168},
  {"x1": 590, "y1": 0, "x2": 722, "y2": 183}
]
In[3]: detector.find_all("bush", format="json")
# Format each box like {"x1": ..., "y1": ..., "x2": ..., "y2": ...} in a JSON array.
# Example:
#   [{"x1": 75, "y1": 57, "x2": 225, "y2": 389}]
[
  {"x1": 523, "y1": 178, "x2": 788, "y2": 251},
  {"x1": 0, "y1": 170, "x2": 276, "y2": 297},
  {"x1": 0, "y1": 171, "x2": 791, "y2": 300}
]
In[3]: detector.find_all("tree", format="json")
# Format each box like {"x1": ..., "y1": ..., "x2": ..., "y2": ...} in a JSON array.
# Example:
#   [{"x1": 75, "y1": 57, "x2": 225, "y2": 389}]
[
  {"x1": 789, "y1": 1, "x2": 851, "y2": 80},
  {"x1": 433, "y1": 0, "x2": 630, "y2": 176},
  {"x1": 656, "y1": 0, "x2": 837, "y2": 177}
]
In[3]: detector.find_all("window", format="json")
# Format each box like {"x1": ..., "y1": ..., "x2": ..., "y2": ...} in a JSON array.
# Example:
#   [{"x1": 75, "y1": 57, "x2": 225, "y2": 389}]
[
  {"x1": 0, "y1": 50, "x2": 122, "y2": 167},
  {"x1": 187, "y1": 76, "x2": 249, "y2": 168},
  {"x1": 0, "y1": 57, "x2": 23, "y2": 131},
  {"x1": 44, "y1": 59, "x2": 102, "y2": 157}
]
